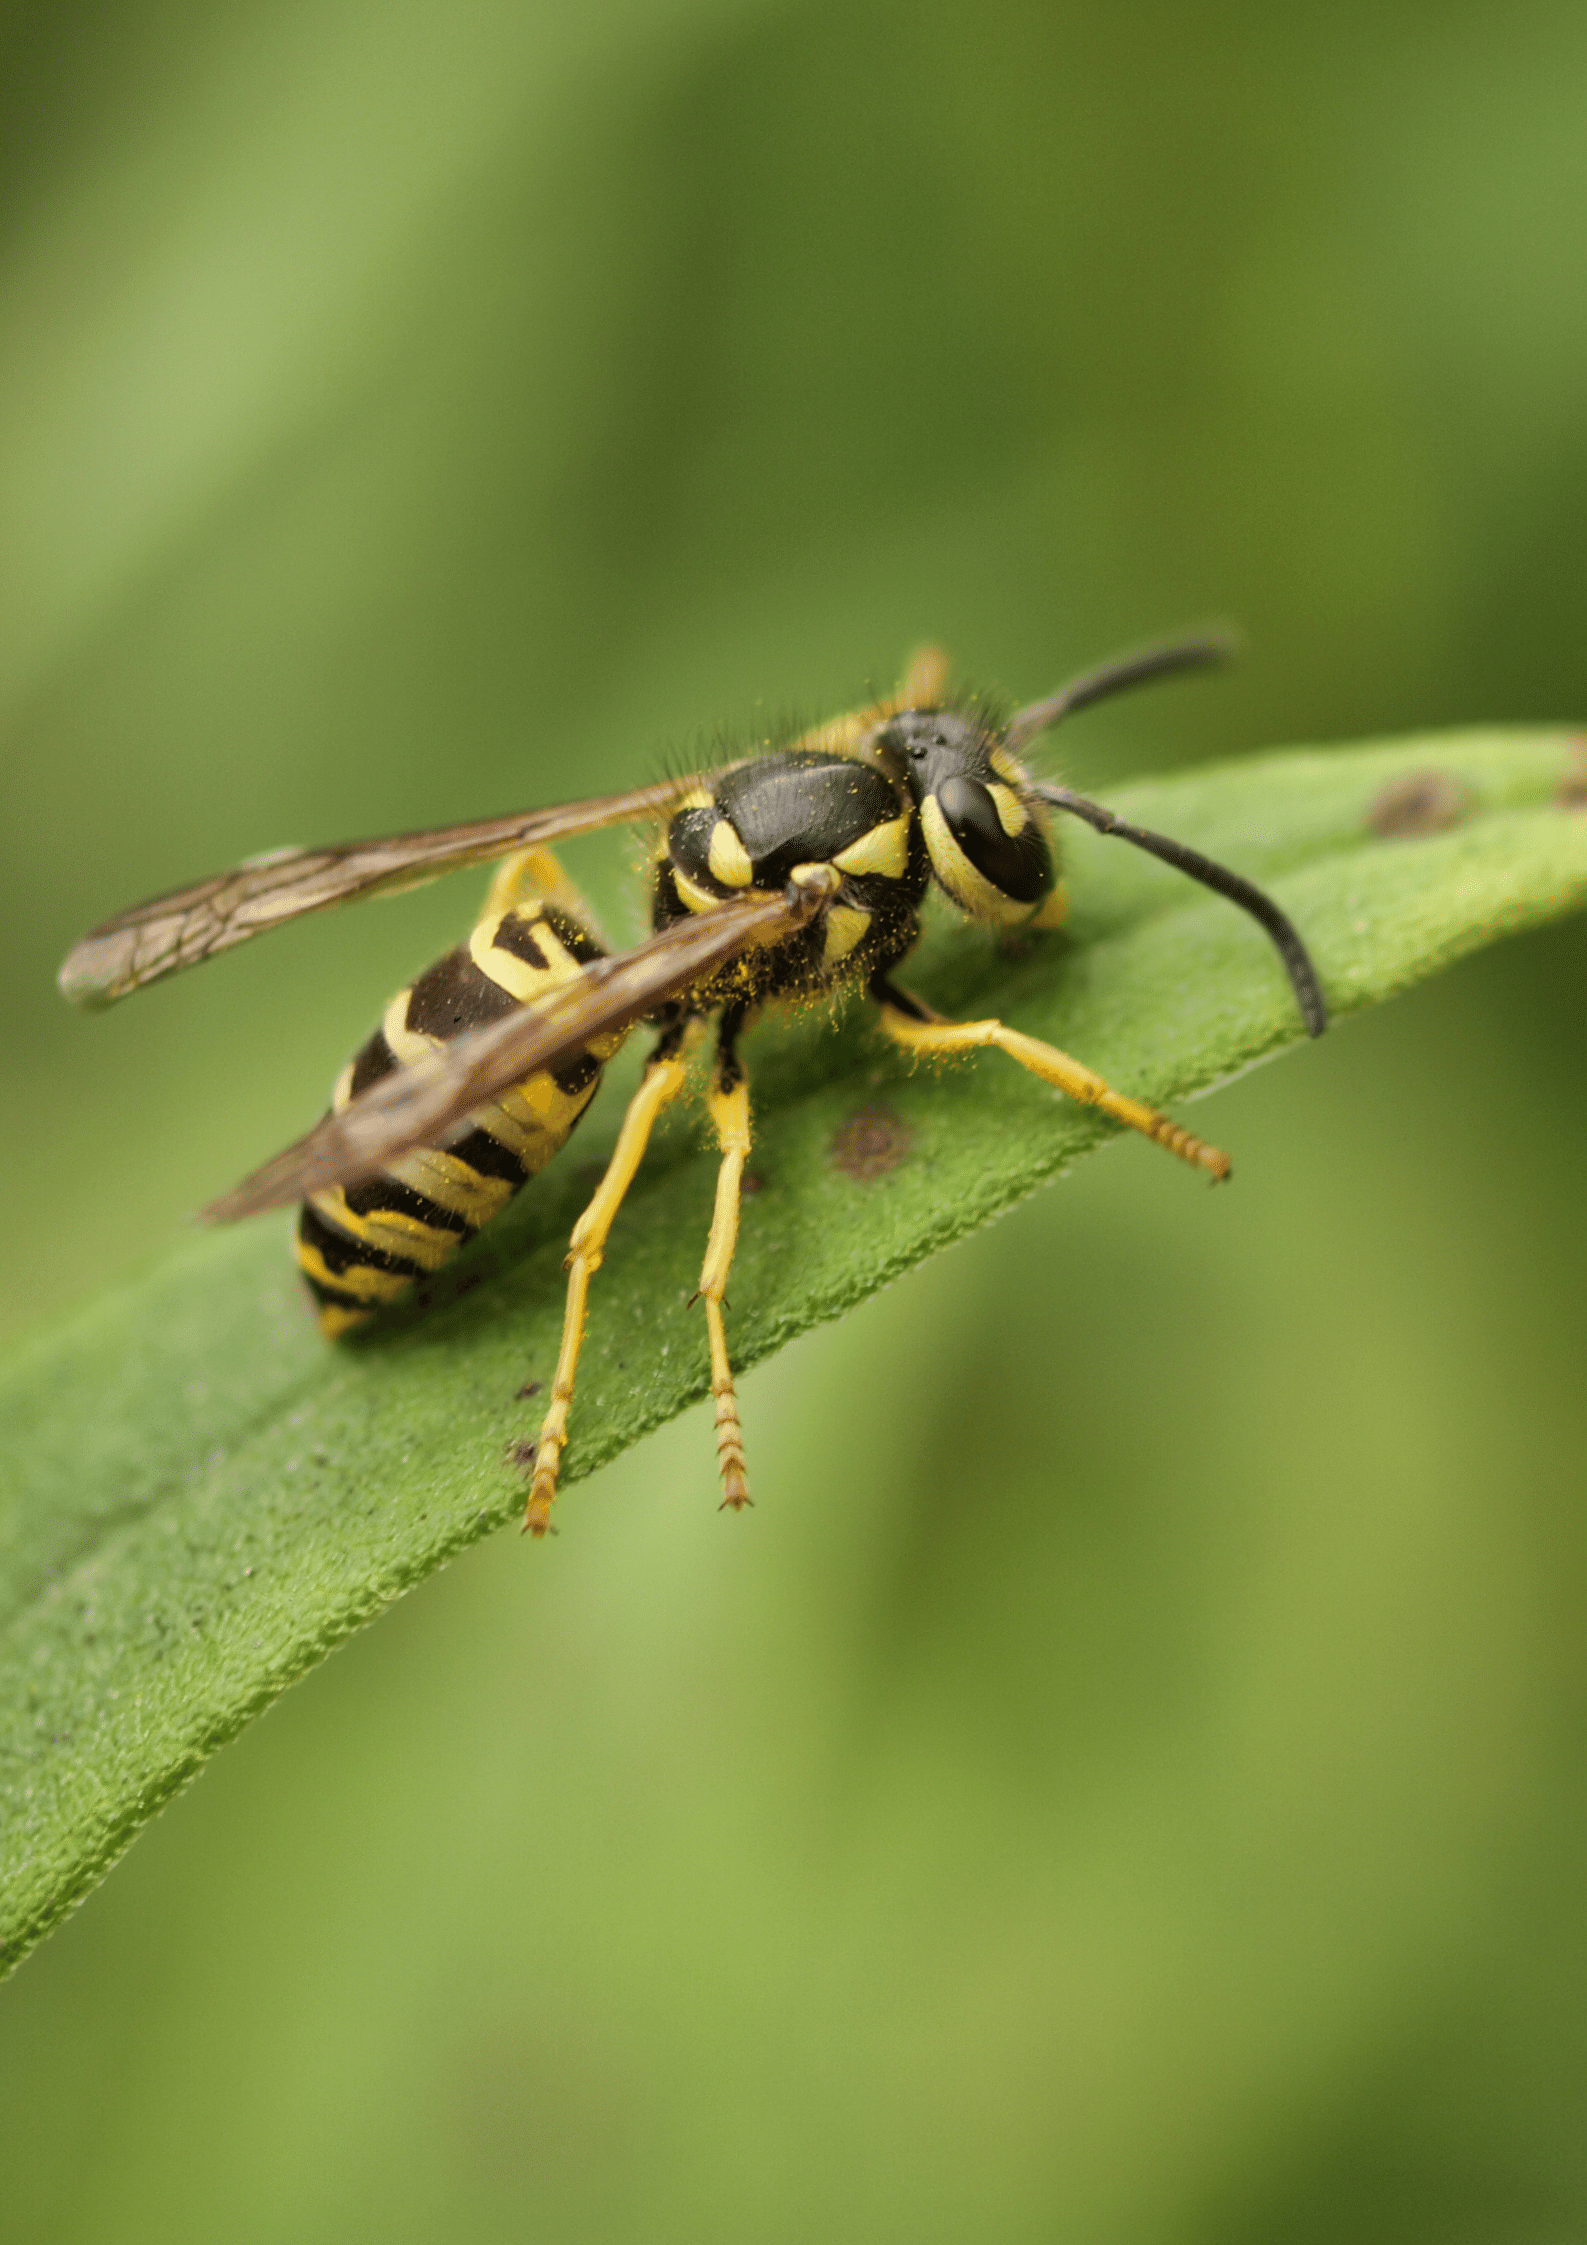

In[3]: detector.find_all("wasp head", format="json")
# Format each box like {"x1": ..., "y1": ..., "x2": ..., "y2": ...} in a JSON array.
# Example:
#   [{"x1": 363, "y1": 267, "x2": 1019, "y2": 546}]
[{"x1": 875, "y1": 709, "x2": 1055, "y2": 926}]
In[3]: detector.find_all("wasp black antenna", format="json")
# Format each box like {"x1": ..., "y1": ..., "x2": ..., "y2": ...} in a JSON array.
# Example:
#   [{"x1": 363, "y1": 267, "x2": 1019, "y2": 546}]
[
  {"x1": 1005, "y1": 631, "x2": 1239, "y2": 753},
  {"x1": 1032, "y1": 780, "x2": 1328, "y2": 1036}
]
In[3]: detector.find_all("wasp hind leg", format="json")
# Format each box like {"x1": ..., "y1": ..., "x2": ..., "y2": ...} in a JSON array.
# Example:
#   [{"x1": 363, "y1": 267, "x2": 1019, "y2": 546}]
[
  {"x1": 873, "y1": 981, "x2": 1232, "y2": 1180},
  {"x1": 482, "y1": 845, "x2": 609, "y2": 947},
  {"x1": 695, "y1": 1007, "x2": 754, "y2": 1511},
  {"x1": 524, "y1": 1020, "x2": 691, "y2": 1536}
]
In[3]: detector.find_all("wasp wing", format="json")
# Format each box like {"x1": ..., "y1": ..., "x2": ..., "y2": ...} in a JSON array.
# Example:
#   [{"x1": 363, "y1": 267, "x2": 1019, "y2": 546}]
[
  {"x1": 58, "y1": 775, "x2": 709, "y2": 1009},
  {"x1": 199, "y1": 877, "x2": 831, "y2": 1224}
]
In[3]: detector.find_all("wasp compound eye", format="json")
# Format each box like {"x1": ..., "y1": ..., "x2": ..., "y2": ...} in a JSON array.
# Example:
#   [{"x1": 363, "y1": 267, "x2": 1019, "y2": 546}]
[{"x1": 933, "y1": 773, "x2": 1051, "y2": 906}]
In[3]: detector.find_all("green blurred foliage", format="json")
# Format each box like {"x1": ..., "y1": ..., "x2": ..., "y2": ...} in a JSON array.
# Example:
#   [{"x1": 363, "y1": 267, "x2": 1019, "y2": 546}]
[{"x1": 2, "y1": 0, "x2": 1586, "y2": 2239}]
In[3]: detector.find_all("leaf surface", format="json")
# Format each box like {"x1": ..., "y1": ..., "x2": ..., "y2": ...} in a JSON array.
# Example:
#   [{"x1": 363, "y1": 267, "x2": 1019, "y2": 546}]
[{"x1": 3, "y1": 726, "x2": 1585, "y2": 1975}]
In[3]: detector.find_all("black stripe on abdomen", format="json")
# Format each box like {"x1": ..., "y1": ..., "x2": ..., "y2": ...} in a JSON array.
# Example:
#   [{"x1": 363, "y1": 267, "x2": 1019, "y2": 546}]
[{"x1": 296, "y1": 899, "x2": 611, "y2": 1334}]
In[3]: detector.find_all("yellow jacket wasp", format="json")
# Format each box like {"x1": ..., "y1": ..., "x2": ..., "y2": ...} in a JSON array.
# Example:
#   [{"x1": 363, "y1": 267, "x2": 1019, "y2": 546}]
[{"x1": 59, "y1": 636, "x2": 1326, "y2": 1535}]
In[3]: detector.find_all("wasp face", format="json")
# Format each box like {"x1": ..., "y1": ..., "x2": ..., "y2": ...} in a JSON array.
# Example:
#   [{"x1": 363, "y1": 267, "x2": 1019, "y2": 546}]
[{"x1": 877, "y1": 710, "x2": 1055, "y2": 925}]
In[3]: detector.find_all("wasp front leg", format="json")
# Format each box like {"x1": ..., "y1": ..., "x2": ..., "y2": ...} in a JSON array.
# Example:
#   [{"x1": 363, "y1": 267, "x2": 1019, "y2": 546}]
[
  {"x1": 695, "y1": 1007, "x2": 754, "y2": 1510},
  {"x1": 874, "y1": 980, "x2": 1232, "y2": 1180}
]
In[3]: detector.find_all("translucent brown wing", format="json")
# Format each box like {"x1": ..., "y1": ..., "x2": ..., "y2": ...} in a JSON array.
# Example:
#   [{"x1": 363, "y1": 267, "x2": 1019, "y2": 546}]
[
  {"x1": 58, "y1": 775, "x2": 707, "y2": 1009},
  {"x1": 199, "y1": 872, "x2": 836, "y2": 1224}
]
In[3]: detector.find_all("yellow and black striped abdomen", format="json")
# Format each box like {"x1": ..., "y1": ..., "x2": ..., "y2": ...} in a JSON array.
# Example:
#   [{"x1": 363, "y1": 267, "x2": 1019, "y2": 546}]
[{"x1": 295, "y1": 902, "x2": 614, "y2": 1335}]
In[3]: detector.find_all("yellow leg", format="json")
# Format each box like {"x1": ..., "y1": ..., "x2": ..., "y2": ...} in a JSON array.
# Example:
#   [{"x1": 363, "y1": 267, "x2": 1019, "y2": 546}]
[
  {"x1": 695, "y1": 1074, "x2": 753, "y2": 1510},
  {"x1": 483, "y1": 846, "x2": 607, "y2": 943},
  {"x1": 897, "y1": 643, "x2": 950, "y2": 707},
  {"x1": 792, "y1": 646, "x2": 953, "y2": 761},
  {"x1": 878, "y1": 997, "x2": 1231, "y2": 1180},
  {"x1": 525, "y1": 1048, "x2": 689, "y2": 1534}
]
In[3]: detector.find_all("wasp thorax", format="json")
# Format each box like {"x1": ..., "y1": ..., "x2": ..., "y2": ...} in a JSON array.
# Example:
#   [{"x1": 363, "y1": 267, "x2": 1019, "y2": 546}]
[{"x1": 877, "y1": 709, "x2": 1055, "y2": 924}]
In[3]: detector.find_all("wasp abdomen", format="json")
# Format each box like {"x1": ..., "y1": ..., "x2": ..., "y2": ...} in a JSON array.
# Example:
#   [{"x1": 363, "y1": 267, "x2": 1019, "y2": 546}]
[{"x1": 294, "y1": 901, "x2": 610, "y2": 1334}]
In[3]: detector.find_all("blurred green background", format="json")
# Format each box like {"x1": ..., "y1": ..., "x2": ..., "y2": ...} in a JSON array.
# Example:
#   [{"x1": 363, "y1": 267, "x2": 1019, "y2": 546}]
[{"x1": 4, "y1": 1, "x2": 1587, "y2": 2238}]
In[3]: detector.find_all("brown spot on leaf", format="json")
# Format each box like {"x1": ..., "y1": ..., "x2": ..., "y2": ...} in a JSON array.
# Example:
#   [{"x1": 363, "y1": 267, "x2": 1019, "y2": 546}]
[
  {"x1": 507, "y1": 1439, "x2": 538, "y2": 1469},
  {"x1": 1370, "y1": 769, "x2": 1469, "y2": 838},
  {"x1": 1556, "y1": 737, "x2": 1587, "y2": 811},
  {"x1": 741, "y1": 1172, "x2": 766, "y2": 1197},
  {"x1": 832, "y1": 1104, "x2": 911, "y2": 1180}
]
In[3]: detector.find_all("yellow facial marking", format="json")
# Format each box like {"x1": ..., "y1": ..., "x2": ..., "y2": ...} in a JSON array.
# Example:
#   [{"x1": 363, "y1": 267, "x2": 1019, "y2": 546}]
[
  {"x1": 920, "y1": 796, "x2": 1035, "y2": 927},
  {"x1": 989, "y1": 743, "x2": 1025, "y2": 785},
  {"x1": 833, "y1": 813, "x2": 910, "y2": 881},
  {"x1": 820, "y1": 904, "x2": 872, "y2": 968},
  {"x1": 707, "y1": 820, "x2": 754, "y2": 887},
  {"x1": 1031, "y1": 882, "x2": 1069, "y2": 930},
  {"x1": 986, "y1": 782, "x2": 1028, "y2": 838}
]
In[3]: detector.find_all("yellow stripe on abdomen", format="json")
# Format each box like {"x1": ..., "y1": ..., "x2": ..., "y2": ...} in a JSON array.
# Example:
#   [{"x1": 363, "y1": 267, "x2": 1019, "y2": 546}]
[{"x1": 296, "y1": 898, "x2": 615, "y2": 1334}]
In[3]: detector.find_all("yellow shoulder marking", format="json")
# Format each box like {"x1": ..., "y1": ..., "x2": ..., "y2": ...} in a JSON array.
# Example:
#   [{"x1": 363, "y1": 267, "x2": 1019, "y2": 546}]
[
  {"x1": 820, "y1": 903, "x2": 872, "y2": 968},
  {"x1": 833, "y1": 813, "x2": 910, "y2": 880},
  {"x1": 707, "y1": 820, "x2": 754, "y2": 887}
]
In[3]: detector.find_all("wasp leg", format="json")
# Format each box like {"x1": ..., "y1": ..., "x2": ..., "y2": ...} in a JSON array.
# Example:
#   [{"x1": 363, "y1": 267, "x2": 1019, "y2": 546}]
[
  {"x1": 483, "y1": 846, "x2": 609, "y2": 947},
  {"x1": 897, "y1": 644, "x2": 950, "y2": 706},
  {"x1": 525, "y1": 1028, "x2": 690, "y2": 1535},
  {"x1": 792, "y1": 647, "x2": 952, "y2": 763},
  {"x1": 695, "y1": 1011, "x2": 753, "y2": 1511},
  {"x1": 874, "y1": 982, "x2": 1232, "y2": 1181}
]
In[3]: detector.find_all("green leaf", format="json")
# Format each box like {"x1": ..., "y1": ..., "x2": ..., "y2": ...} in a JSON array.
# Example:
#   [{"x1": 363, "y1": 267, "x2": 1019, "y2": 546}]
[{"x1": 3, "y1": 725, "x2": 1586, "y2": 1976}]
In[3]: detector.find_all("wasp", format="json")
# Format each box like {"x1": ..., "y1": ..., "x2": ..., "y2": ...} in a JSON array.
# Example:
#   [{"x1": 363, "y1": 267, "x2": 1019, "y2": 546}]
[{"x1": 60, "y1": 636, "x2": 1326, "y2": 1535}]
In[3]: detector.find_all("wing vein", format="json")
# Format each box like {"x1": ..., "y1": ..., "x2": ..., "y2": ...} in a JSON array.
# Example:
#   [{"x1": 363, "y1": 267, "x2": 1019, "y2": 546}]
[{"x1": 198, "y1": 875, "x2": 833, "y2": 1223}]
